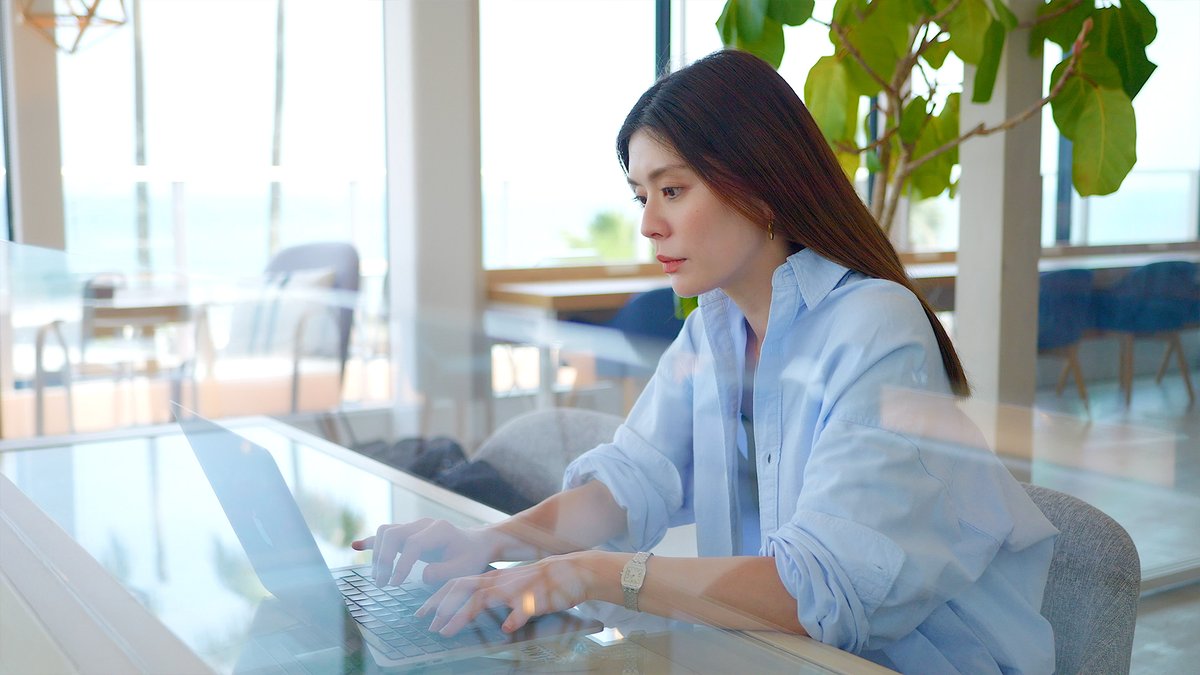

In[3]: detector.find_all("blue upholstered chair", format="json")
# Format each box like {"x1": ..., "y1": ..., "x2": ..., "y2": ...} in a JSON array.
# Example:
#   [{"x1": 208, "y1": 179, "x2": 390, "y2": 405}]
[
  {"x1": 1093, "y1": 261, "x2": 1199, "y2": 405},
  {"x1": 1038, "y1": 269, "x2": 1095, "y2": 408},
  {"x1": 594, "y1": 288, "x2": 685, "y2": 411}
]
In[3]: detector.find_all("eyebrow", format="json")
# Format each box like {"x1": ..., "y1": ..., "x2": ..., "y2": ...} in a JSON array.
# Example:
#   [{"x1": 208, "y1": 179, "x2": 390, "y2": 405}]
[{"x1": 626, "y1": 163, "x2": 690, "y2": 187}]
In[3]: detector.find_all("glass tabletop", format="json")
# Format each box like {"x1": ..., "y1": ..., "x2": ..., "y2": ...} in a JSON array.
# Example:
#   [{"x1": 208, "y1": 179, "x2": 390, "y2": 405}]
[{"x1": 0, "y1": 419, "x2": 852, "y2": 674}]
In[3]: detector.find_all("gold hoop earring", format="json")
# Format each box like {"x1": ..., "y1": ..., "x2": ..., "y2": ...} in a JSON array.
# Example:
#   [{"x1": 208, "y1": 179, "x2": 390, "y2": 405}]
[{"x1": 768, "y1": 222, "x2": 775, "y2": 240}]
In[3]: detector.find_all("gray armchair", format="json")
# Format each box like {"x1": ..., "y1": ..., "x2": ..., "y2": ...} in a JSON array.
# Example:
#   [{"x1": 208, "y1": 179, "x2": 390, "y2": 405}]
[
  {"x1": 1023, "y1": 483, "x2": 1140, "y2": 674},
  {"x1": 472, "y1": 407, "x2": 623, "y2": 504}
]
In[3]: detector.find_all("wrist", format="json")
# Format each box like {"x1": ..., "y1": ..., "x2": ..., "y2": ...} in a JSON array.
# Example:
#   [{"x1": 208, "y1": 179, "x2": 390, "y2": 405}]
[
  {"x1": 476, "y1": 524, "x2": 520, "y2": 561},
  {"x1": 572, "y1": 550, "x2": 629, "y2": 606}
]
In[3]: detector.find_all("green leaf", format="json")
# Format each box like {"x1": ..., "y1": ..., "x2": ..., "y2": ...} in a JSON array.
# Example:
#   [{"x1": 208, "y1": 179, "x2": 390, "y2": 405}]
[
  {"x1": 899, "y1": 95, "x2": 928, "y2": 145},
  {"x1": 1050, "y1": 47, "x2": 1124, "y2": 127},
  {"x1": 1100, "y1": 4, "x2": 1157, "y2": 99},
  {"x1": 717, "y1": 1, "x2": 738, "y2": 46},
  {"x1": 736, "y1": 15, "x2": 786, "y2": 68},
  {"x1": 675, "y1": 294, "x2": 699, "y2": 318},
  {"x1": 946, "y1": 0, "x2": 993, "y2": 65},
  {"x1": 988, "y1": 0, "x2": 1018, "y2": 31},
  {"x1": 1068, "y1": 86, "x2": 1137, "y2": 196},
  {"x1": 868, "y1": 148, "x2": 888, "y2": 172},
  {"x1": 737, "y1": 0, "x2": 769, "y2": 44},
  {"x1": 909, "y1": 121, "x2": 953, "y2": 199},
  {"x1": 831, "y1": 0, "x2": 867, "y2": 27},
  {"x1": 865, "y1": 149, "x2": 883, "y2": 173},
  {"x1": 922, "y1": 38, "x2": 952, "y2": 69},
  {"x1": 1050, "y1": 47, "x2": 1138, "y2": 197},
  {"x1": 939, "y1": 92, "x2": 961, "y2": 166},
  {"x1": 837, "y1": 150, "x2": 862, "y2": 181},
  {"x1": 834, "y1": 0, "x2": 911, "y2": 96},
  {"x1": 971, "y1": 19, "x2": 1007, "y2": 103},
  {"x1": 767, "y1": 0, "x2": 815, "y2": 26},
  {"x1": 909, "y1": 0, "x2": 937, "y2": 17},
  {"x1": 873, "y1": 0, "x2": 917, "y2": 58},
  {"x1": 1121, "y1": 0, "x2": 1157, "y2": 44},
  {"x1": 907, "y1": 92, "x2": 961, "y2": 200},
  {"x1": 805, "y1": 56, "x2": 852, "y2": 140},
  {"x1": 1029, "y1": 0, "x2": 1091, "y2": 57}
]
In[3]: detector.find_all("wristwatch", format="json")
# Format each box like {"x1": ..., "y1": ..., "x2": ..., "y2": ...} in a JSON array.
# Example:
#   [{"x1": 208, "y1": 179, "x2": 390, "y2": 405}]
[{"x1": 621, "y1": 551, "x2": 653, "y2": 612}]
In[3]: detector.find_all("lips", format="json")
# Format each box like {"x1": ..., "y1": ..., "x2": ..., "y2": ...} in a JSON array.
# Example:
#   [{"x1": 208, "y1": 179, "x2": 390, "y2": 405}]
[{"x1": 657, "y1": 255, "x2": 685, "y2": 274}]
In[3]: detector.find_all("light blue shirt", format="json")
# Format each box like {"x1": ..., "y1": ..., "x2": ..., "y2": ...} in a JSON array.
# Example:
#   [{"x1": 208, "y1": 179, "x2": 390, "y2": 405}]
[{"x1": 564, "y1": 249, "x2": 1058, "y2": 674}]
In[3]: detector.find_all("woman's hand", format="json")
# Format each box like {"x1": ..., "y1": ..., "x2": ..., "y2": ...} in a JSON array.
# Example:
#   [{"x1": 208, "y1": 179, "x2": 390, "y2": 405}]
[
  {"x1": 416, "y1": 551, "x2": 618, "y2": 636},
  {"x1": 351, "y1": 518, "x2": 499, "y2": 587}
]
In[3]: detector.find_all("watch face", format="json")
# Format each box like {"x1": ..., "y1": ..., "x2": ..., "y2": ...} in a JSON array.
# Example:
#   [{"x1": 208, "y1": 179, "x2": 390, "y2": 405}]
[{"x1": 622, "y1": 566, "x2": 646, "y2": 587}]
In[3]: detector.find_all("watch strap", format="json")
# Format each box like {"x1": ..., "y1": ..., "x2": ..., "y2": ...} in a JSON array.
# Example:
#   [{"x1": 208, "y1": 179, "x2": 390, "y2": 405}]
[{"x1": 621, "y1": 551, "x2": 653, "y2": 612}]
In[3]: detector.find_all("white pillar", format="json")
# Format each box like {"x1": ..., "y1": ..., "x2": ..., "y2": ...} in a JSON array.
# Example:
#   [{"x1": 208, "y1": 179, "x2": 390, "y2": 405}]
[
  {"x1": 955, "y1": 0, "x2": 1043, "y2": 408},
  {"x1": 1, "y1": 0, "x2": 66, "y2": 249},
  {"x1": 383, "y1": 0, "x2": 489, "y2": 446}
]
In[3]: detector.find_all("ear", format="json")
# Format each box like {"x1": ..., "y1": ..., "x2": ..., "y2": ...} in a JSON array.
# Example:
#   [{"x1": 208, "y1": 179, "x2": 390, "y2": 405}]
[{"x1": 752, "y1": 200, "x2": 775, "y2": 229}]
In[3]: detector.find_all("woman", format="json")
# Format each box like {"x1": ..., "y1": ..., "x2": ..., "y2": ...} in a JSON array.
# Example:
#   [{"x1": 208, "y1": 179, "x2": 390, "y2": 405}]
[{"x1": 354, "y1": 50, "x2": 1057, "y2": 673}]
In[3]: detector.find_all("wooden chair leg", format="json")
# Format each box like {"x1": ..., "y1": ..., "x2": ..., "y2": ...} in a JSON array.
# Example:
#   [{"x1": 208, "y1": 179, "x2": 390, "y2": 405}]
[
  {"x1": 1119, "y1": 334, "x2": 1134, "y2": 407},
  {"x1": 1156, "y1": 338, "x2": 1176, "y2": 384},
  {"x1": 1055, "y1": 357, "x2": 1071, "y2": 396},
  {"x1": 1067, "y1": 345, "x2": 1089, "y2": 409},
  {"x1": 1169, "y1": 333, "x2": 1195, "y2": 405}
]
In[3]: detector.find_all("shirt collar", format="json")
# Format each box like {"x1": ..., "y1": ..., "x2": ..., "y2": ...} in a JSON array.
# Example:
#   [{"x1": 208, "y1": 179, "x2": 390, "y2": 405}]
[
  {"x1": 698, "y1": 248, "x2": 853, "y2": 311},
  {"x1": 784, "y1": 248, "x2": 854, "y2": 311}
]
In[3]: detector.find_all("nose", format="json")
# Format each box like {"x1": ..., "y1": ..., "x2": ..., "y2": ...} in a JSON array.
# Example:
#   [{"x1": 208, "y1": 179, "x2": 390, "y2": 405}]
[{"x1": 640, "y1": 200, "x2": 667, "y2": 240}]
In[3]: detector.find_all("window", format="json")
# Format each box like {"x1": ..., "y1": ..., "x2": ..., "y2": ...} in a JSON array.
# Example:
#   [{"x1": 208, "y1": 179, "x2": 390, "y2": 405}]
[
  {"x1": 1045, "y1": 0, "x2": 1199, "y2": 247},
  {"x1": 480, "y1": 0, "x2": 656, "y2": 269},
  {"x1": 56, "y1": 0, "x2": 386, "y2": 279}
]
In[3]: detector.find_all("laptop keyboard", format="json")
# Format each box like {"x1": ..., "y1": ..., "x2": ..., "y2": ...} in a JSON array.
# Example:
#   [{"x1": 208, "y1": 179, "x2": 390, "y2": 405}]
[{"x1": 334, "y1": 566, "x2": 511, "y2": 661}]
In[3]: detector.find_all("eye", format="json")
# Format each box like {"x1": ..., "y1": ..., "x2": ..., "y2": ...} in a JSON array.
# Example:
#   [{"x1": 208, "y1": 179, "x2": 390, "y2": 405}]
[
  {"x1": 632, "y1": 194, "x2": 647, "y2": 207},
  {"x1": 661, "y1": 187, "x2": 681, "y2": 199}
]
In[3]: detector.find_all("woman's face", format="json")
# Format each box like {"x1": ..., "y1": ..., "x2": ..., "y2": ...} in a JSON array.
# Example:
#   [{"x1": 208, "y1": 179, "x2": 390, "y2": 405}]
[{"x1": 627, "y1": 129, "x2": 787, "y2": 301}]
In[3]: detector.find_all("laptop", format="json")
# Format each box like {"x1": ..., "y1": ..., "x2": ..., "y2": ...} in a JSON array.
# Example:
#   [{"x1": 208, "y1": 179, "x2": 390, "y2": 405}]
[{"x1": 173, "y1": 404, "x2": 602, "y2": 670}]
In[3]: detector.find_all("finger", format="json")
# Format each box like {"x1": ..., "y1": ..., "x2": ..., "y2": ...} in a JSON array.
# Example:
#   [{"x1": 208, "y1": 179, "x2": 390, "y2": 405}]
[
  {"x1": 373, "y1": 519, "x2": 431, "y2": 585},
  {"x1": 503, "y1": 600, "x2": 533, "y2": 634},
  {"x1": 497, "y1": 584, "x2": 541, "y2": 634},
  {"x1": 427, "y1": 579, "x2": 481, "y2": 633},
  {"x1": 423, "y1": 556, "x2": 488, "y2": 585},
  {"x1": 351, "y1": 536, "x2": 373, "y2": 551},
  {"x1": 390, "y1": 520, "x2": 457, "y2": 586},
  {"x1": 415, "y1": 580, "x2": 450, "y2": 618},
  {"x1": 437, "y1": 588, "x2": 504, "y2": 637}
]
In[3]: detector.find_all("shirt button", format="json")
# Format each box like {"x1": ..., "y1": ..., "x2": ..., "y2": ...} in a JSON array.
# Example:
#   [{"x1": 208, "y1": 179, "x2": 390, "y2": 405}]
[{"x1": 766, "y1": 454, "x2": 773, "y2": 464}]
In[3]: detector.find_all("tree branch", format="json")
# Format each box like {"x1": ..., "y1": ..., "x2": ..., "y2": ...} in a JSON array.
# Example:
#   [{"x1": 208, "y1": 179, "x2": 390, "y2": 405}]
[
  {"x1": 828, "y1": 20, "x2": 895, "y2": 95},
  {"x1": 902, "y1": 18, "x2": 1092, "y2": 177},
  {"x1": 914, "y1": 27, "x2": 947, "y2": 62},
  {"x1": 930, "y1": 0, "x2": 963, "y2": 26},
  {"x1": 834, "y1": 124, "x2": 899, "y2": 155}
]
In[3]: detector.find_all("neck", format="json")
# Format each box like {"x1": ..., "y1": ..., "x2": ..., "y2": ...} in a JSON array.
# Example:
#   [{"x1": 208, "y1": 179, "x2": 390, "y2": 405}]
[{"x1": 725, "y1": 254, "x2": 787, "y2": 351}]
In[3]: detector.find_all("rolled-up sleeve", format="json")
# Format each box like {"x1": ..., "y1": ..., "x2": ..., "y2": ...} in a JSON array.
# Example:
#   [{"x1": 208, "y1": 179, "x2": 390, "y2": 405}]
[
  {"x1": 563, "y1": 319, "x2": 701, "y2": 552},
  {"x1": 563, "y1": 425, "x2": 686, "y2": 552}
]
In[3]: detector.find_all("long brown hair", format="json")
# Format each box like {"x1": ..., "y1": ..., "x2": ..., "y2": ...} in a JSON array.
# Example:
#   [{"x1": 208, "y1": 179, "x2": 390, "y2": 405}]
[{"x1": 617, "y1": 50, "x2": 969, "y2": 397}]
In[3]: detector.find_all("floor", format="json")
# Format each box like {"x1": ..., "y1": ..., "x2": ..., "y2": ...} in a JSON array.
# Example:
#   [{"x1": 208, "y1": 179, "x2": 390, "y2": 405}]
[{"x1": 1032, "y1": 370, "x2": 1199, "y2": 674}]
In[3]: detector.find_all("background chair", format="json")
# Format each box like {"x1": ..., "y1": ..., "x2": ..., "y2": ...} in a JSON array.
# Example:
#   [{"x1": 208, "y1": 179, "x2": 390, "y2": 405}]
[
  {"x1": 1037, "y1": 269, "x2": 1095, "y2": 408},
  {"x1": 1023, "y1": 483, "x2": 1140, "y2": 675},
  {"x1": 588, "y1": 288, "x2": 685, "y2": 412},
  {"x1": 1093, "y1": 261, "x2": 1199, "y2": 405},
  {"x1": 198, "y1": 242, "x2": 360, "y2": 415},
  {"x1": 471, "y1": 407, "x2": 623, "y2": 504}
]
